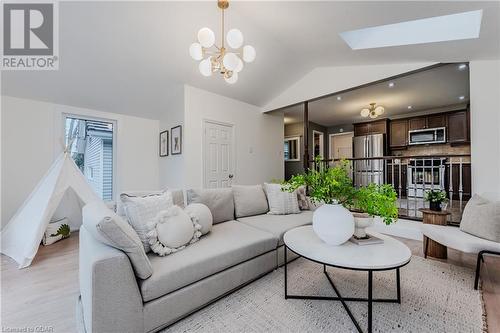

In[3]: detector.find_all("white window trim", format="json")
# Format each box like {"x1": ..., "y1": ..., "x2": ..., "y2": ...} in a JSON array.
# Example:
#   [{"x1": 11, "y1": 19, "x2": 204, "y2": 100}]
[
  {"x1": 284, "y1": 136, "x2": 301, "y2": 162},
  {"x1": 61, "y1": 113, "x2": 117, "y2": 202}
]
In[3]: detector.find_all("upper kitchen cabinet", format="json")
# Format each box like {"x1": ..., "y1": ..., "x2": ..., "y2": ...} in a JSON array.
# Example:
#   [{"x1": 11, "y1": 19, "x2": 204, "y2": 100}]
[
  {"x1": 354, "y1": 119, "x2": 387, "y2": 136},
  {"x1": 447, "y1": 110, "x2": 469, "y2": 144},
  {"x1": 389, "y1": 119, "x2": 408, "y2": 148},
  {"x1": 408, "y1": 117, "x2": 427, "y2": 130},
  {"x1": 408, "y1": 114, "x2": 446, "y2": 130}
]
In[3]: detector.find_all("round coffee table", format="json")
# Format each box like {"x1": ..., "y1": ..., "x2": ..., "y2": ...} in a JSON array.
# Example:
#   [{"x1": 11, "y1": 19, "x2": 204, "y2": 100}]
[{"x1": 283, "y1": 225, "x2": 412, "y2": 333}]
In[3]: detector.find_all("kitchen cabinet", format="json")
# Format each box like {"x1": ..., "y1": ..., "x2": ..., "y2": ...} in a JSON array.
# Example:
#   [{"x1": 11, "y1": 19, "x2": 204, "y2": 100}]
[
  {"x1": 409, "y1": 117, "x2": 427, "y2": 130},
  {"x1": 409, "y1": 114, "x2": 446, "y2": 130},
  {"x1": 445, "y1": 163, "x2": 471, "y2": 200},
  {"x1": 447, "y1": 111, "x2": 469, "y2": 144},
  {"x1": 389, "y1": 119, "x2": 408, "y2": 148},
  {"x1": 427, "y1": 114, "x2": 446, "y2": 128},
  {"x1": 387, "y1": 163, "x2": 407, "y2": 197},
  {"x1": 354, "y1": 119, "x2": 387, "y2": 136}
]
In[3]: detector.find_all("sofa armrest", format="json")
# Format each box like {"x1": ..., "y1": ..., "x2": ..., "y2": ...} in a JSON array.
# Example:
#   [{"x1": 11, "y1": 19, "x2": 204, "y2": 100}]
[{"x1": 79, "y1": 226, "x2": 143, "y2": 333}]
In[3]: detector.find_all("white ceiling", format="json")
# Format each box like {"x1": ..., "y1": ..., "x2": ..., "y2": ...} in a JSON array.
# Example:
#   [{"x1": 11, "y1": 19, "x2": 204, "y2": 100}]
[
  {"x1": 282, "y1": 63, "x2": 470, "y2": 126},
  {"x1": 1, "y1": 1, "x2": 499, "y2": 119}
]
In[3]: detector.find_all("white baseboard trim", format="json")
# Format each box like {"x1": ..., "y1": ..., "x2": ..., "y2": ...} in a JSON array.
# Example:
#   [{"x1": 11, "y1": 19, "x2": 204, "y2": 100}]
[{"x1": 367, "y1": 217, "x2": 423, "y2": 241}]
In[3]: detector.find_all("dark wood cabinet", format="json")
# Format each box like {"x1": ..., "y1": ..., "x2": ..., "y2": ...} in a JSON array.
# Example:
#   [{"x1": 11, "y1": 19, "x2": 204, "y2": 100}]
[
  {"x1": 447, "y1": 111, "x2": 469, "y2": 144},
  {"x1": 408, "y1": 117, "x2": 427, "y2": 130},
  {"x1": 354, "y1": 119, "x2": 387, "y2": 136},
  {"x1": 445, "y1": 163, "x2": 471, "y2": 200},
  {"x1": 387, "y1": 164, "x2": 407, "y2": 197},
  {"x1": 409, "y1": 114, "x2": 446, "y2": 131},
  {"x1": 427, "y1": 114, "x2": 446, "y2": 128},
  {"x1": 389, "y1": 119, "x2": 408, "y2": 148},
  {"x1": 354, "y1": 123, "x2": 370, "y2": 136}
]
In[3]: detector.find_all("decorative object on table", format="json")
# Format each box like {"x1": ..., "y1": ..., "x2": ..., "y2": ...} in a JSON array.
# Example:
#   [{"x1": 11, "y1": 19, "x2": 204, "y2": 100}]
[
  {"x1": 42, "y1": 217, "x2": 71, "y2": 246},
  {"x1": 282, "y1": 158, "x2": 356, "y2": 245},
  {"x1": 420, "y1": 208, "x2": 451, "y2": 259},
  {"x1": 171, "y1": 125, "x2": 182, "y2": 155},
  {"x1": 349, "y1": 233, "x2": 384, "y2": 245},
  {"x1": 189, "y1": 0, "x2": 256, "y2": 84},
  {"x1": 146, "y1": 205, "x2": 202, "y2": 256},
  {"x1": 424, "y1": 189, "x2": 448, "y2": 211},
  {"x1": 351, "y1": 183, "x2": 398, "y2": 239},
  {"x1": 159, "y1": 130, "x2": 169, "y2": 157}
]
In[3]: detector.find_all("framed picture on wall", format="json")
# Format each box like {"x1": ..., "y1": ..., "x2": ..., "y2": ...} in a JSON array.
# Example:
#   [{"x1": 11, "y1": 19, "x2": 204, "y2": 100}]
[
  {"x1": 171, "y1": 125, "x2": 182, "y2": 155},
  {"x1": 159, "y1": 130, "x2": 169, "y2": 157}
]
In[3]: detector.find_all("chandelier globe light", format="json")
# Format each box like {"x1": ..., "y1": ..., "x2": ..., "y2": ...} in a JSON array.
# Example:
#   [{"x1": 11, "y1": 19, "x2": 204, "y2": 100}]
[
  {"x1": 361, "y1": 103, "x2": 385, "y2": 119},
  {"x1": 189, "y1": 0, "x2": 256, "y2": 84}
]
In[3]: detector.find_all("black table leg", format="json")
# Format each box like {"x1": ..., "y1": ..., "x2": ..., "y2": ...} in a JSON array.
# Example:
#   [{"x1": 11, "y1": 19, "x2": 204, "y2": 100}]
[
  {"x1": 284, "y1": 246, "x2": 288, "y2": 299},
  {"x1": 396, "y1": 268, "x2": 401, "y2": 303},
  {"x1": 368, "y1": 271, "x2": 373, "y2": 333}
]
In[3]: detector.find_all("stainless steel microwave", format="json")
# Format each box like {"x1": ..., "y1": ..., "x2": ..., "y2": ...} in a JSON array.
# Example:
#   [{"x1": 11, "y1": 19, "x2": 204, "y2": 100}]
[{"x1": 408, "y1": 127, "x2": 446, "y2": 145}]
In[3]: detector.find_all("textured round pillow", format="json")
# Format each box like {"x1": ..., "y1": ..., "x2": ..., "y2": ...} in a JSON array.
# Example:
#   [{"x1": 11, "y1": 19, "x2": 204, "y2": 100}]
[
  {"x1": 147, "y1": 206, "x2": 202, "y2": 256},
  {"x1": 184, "y1": 203, "x2": 213, "y2": 235}
]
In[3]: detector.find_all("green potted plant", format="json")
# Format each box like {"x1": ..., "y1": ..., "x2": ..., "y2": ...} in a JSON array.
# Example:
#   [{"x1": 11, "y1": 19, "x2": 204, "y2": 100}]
[
  {"x1": 282, "y1": 158, "x2": 357, "y2": 245},
  {"x1": 351, "y1": 184, "x2": 398, "y2": 239},
  {"x1": 424, "y1": 189, "x2": 448, "y2": 211}
]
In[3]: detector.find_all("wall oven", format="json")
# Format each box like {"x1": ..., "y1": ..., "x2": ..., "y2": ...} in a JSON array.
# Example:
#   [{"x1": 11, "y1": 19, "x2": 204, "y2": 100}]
[{"x1": 408, "y1": 127, "x2": 446, "y2": 145}]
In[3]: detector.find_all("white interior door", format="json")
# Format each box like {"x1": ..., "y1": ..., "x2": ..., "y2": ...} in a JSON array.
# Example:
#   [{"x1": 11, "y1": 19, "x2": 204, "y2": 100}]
[
  {"x1": 203, "y1": 120, "x2": 235, "y2": 188},
  {"x1": 329, "y1": 132, "x2": 354, "y2": 165}
]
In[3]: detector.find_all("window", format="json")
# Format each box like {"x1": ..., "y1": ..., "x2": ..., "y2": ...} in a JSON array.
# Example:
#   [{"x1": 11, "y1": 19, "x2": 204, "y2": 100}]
[
  {"x1": 64, "y1": 116, "x2": 114, "y2": 201},
  {"x1": 284, "y1": 137, "x2": 300, "y2": 162}
]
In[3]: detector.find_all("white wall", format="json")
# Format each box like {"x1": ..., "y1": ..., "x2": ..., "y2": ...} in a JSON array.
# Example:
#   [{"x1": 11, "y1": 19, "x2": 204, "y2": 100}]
[
  {"x1": 262, "y1": 62, "x2": 434, "y2": 112},
  {"x1": 469, "y1": 60, "x2": 500, "y2": 195},
  {"x1": 1, "y1": 96, "x2": 160, "y2": 227},
  {"x1": 159, "y1": 85, "x2": 185, "y2": 189},
  {"x1": 183, "y1": 85, "x2": 284, "y2": 189}
]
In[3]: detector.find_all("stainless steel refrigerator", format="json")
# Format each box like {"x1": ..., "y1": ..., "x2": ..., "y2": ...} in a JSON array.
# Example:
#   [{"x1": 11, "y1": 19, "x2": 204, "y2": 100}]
[{"x1": 353, "y1": 134, "x2": 385, "y2": 187}]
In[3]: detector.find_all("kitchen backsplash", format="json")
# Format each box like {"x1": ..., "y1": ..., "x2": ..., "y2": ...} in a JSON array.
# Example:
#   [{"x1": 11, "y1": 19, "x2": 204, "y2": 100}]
[{"x1": 392, "y1": 144, "x2": 471, "y2": 162}]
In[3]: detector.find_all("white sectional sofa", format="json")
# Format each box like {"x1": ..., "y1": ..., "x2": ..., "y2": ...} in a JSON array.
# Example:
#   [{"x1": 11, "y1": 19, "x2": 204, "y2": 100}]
[{"x1": 77, "y1": 186, "x2": 312, "y2": 333}]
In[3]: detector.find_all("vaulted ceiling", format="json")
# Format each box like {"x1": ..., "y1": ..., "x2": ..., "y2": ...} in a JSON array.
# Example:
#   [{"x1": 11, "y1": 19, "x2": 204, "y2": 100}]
[{"x1": 1, "y1": 1, "x2": 499, "y2": 119}]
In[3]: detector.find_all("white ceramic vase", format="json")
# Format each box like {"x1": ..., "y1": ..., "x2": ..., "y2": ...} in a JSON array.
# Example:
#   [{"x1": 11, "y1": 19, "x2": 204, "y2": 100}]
[
  {"x1": 312, "y1": 204, "x2": 354, "y2": 245},
  {"x1": 353, "y1": 213, "x2": 374, "y2": 239}
]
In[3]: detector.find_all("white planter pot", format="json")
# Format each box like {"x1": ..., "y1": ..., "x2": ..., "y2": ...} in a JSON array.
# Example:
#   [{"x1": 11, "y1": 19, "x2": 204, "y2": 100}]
[
  {"x1": 353, "y1": 213, "x2": 374, "y2": 239},
  {"x1": 312, "y1": 204, "x2": 354, "y2": 245}
]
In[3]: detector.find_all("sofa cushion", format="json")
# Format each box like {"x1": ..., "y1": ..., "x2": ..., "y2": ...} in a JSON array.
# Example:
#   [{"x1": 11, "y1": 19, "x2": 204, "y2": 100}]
[
  {"x1": 117, "y1": 189, "x2": 184, "y2": 216},
  {"x1": 186, "y1": 188, "x2": 234, "y2": 224},
  {"x1": 120, "y1": 191, "x2": 174, "y2": 252},
  {"x1": 139, "y1": 221, "x2": 276, "y2": 302},
  {"x1": 237, "y1": 211, "x2": 313, "y2": 246},
  {"x1": 82, "y1": 201, "x2": 153, "y2": 279},
  {"x1": 264, "y1": 183, "x2": 300, "y2": 215},
  {"x1": 460, "y1": 194, "x2": 500, "y2": 242},
  {"x1": 232, "y1": 185, "x2": 269, "y2": 218}
]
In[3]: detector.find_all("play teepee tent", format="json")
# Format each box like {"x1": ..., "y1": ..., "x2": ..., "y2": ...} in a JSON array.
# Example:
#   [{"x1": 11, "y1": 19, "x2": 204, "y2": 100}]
[{"x1": 1, "y1": 151, "x2": 101, "y2": 268}]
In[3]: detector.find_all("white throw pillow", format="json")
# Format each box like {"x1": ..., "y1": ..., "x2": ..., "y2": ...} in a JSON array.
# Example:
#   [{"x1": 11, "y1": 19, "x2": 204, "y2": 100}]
[
  {"x1": 147, "y1": 206, "x2": 202, "y2": 256},
  {"x1": 120, "y1": 191, "x2": 174, "y2": 252},
  {"x1": 184, "y1": 203, "x2": 213, "y2": 235},
  {"x1": 264, "y1": 183, "x2": 301, "y2": 215},
  {"x1": 460, "y1": 194, "x2": 500, "y2": 242}
]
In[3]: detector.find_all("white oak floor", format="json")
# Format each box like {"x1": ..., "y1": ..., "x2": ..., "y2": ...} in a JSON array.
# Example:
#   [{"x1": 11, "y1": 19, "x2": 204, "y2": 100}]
[{"x1": 1, "y1": 233, "x2": 499, "y2": 333}]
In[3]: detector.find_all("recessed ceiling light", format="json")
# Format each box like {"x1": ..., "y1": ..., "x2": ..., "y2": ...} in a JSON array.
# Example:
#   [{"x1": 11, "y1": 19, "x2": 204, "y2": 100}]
[
  {"x1": 407, "y1": 105, "x2": 412, "y2": 109},
  {"x1": 388, "y1": 82, "x2": 395, "y2": 88},
  {"x1": 459, "y1": 96, "x2": 465, "y2": 100},
  {"x1": 337, "y1": 96, "x2": 342, "y2": 101},
  {"x1": 458, "y1": 64, "x2": 467, "y2": 70},
  {"x1": 339, "y1": 10, "x2": 483, "y2": 50}
]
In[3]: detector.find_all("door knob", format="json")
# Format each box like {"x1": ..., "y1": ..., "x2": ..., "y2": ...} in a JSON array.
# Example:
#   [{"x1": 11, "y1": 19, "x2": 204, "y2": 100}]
[{"x1": 229, "y1": 174, "x2": 234, "y2": 179}]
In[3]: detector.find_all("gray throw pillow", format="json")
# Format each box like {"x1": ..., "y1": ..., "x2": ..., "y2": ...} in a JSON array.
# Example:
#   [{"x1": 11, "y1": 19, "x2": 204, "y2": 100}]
[
  {"x1": 232, "y1": 185, "x2": 269, "y2": 218},
  {"x1": 186, "y1": 188, "x2": 234, "y2": 224},
  {"x1": 82, "y1": 201, "x2": 153, "y2": 279},
  {"x1": 460, "y1": 194, "x2": 500, "y2": 242}
]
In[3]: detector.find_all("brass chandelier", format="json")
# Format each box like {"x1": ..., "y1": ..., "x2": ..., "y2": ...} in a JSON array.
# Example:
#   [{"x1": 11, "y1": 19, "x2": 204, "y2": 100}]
[
  {"x1": 189, "y1": 0, "x2": 256, "y2": 84},
  {"x1": 361, "y1": 103, "x2": 385, "y2": 119}
]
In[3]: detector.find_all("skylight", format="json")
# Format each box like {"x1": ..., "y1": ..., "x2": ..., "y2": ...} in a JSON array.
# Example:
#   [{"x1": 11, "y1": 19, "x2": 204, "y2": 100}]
[{"x1": 339, "y1": 10, "x2": 483, "y2": 50}]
